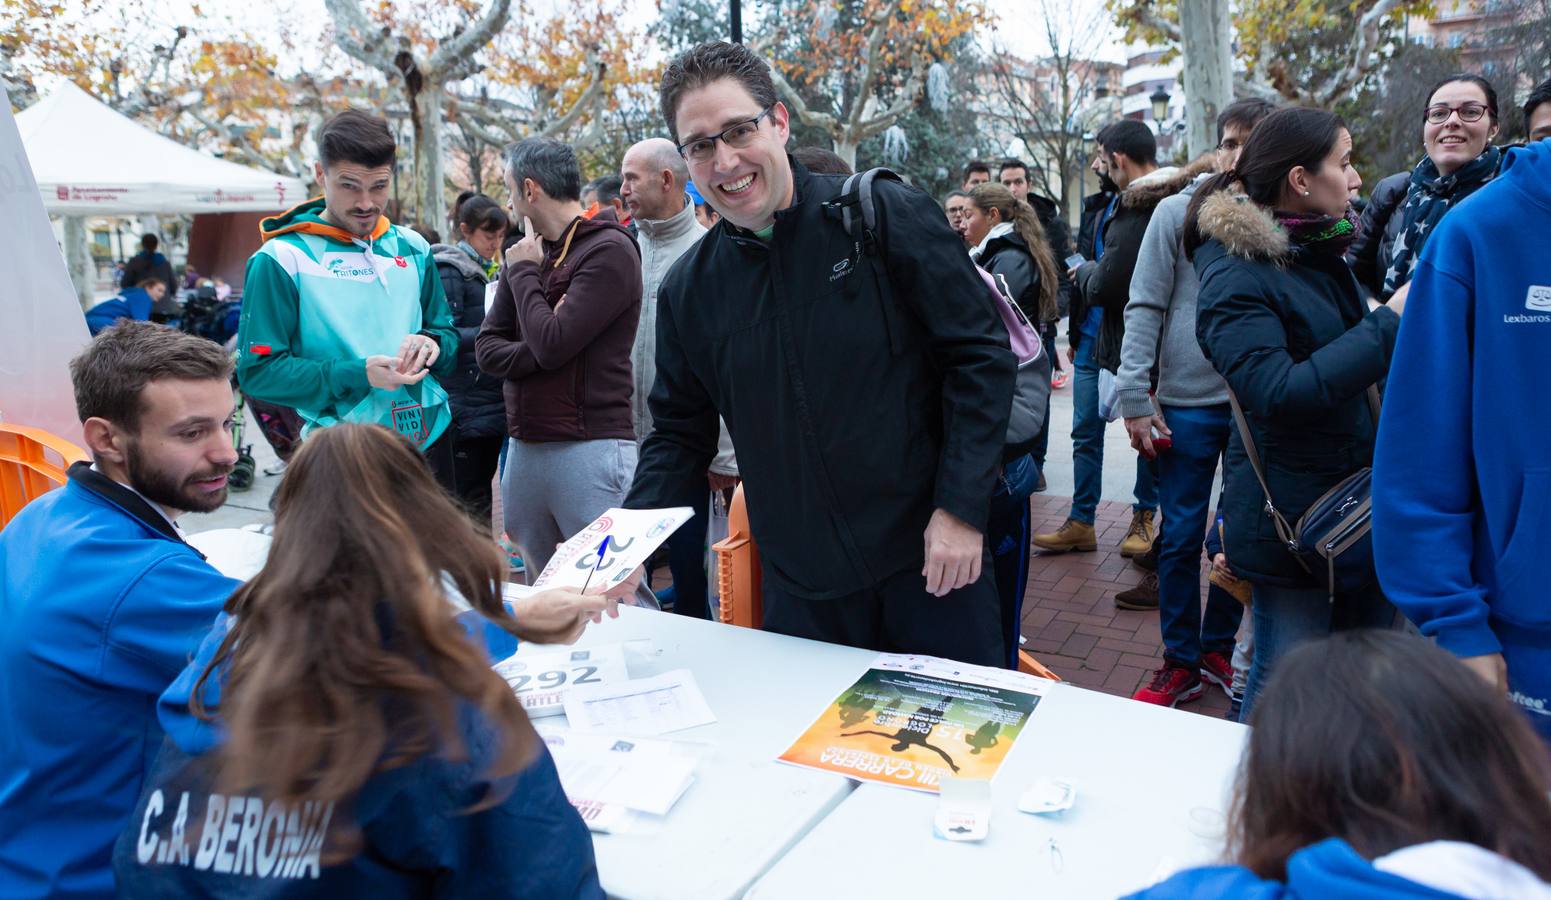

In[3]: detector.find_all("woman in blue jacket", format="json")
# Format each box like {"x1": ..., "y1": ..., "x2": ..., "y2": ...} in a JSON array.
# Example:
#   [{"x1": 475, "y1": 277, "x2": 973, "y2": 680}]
[
  {"x1": 1186, "y1": 107, "x2": 1404, "y2": 719},
  {"x1": 113, "y1": 424, "x2": 609, "y2": 897},
  {"x1": 1129, "y1": 630, "x2": 1551, "y2": 899}
]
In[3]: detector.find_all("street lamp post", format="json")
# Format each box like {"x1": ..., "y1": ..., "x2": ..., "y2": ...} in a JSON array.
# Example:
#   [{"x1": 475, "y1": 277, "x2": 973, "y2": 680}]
[{"x1": 1150, "y1": 86, "x2": 1171, "y2": 122}]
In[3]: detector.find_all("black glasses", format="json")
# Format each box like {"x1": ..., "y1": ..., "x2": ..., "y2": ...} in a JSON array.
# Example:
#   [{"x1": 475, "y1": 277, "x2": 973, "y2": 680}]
[
  {"x1": 677, "y1": 106, "x2": 774, "y2": 162},
  {"x1": 1425, "y1": 102, "x2": 1489, "y2": 124}
]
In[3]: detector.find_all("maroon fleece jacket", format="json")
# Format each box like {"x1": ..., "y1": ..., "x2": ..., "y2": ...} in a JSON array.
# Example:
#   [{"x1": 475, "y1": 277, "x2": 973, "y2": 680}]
[{"x1": 475, "y1": 216, "x2": 643, "y2": 442}]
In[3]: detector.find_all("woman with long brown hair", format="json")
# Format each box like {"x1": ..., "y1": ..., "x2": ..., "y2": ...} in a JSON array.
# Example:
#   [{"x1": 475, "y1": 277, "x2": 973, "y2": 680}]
[
  {"x1": 113, "y1": 424, "x2": 611, "y2": 896},
  {"x1": 961, "y1": 181, "x2": 1061, "y2": 667},
  {"x1": 1128, "y1": 630, "x2": 1551, "y2": 897}
]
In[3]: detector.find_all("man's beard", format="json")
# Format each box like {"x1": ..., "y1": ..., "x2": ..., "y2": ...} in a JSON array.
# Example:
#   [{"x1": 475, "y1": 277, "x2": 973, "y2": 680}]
[
  {"x1": 125, "y1": 440, "x2": 232, "y2": 515},
  {"x1": 1097, "y1": 172, "x2": 1120, "y2": 195}
]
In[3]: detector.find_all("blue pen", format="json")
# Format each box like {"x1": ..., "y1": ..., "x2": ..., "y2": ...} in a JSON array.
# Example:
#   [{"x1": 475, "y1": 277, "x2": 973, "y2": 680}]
[{"x1": 580, "y1": 535, "x2": 609, "y2": 594}]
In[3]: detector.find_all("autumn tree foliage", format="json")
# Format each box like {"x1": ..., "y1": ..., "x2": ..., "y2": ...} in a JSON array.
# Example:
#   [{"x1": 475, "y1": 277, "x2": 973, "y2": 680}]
[
  {"x1": 1106, "y1": 0, "x2": 1435, "y2": 108},
  {"x1": 754, "y1": 0, "x2": 991, "y2": 168}
]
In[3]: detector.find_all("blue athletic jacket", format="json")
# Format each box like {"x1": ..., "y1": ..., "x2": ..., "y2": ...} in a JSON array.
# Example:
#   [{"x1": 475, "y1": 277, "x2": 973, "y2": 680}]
[
  {"x1": 0, "y1": 464, "x2": 238, "y2": 899},
  {"x1": 1127, "y1": 837, "x2": 1551, "y2": 899},
  {"x1": 1372, "y1": 141, "x2": 1551, "y2": 734},
  {"x1": 112, "y1": 614, "x2": 602, "y2": 898}
]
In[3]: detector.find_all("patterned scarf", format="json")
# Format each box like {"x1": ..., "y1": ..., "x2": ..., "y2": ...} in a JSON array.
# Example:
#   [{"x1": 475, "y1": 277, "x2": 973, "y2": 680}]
[
  {"x1": 1382, "y1": 144, "x2": 1501, "y2": 296},
  {"x1": 1274, "y1": 207, "x2": 1362, "y2": 257}
]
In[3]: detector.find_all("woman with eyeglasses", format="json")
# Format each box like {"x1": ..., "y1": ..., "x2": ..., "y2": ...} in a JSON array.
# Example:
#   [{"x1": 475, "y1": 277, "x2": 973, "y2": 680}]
[{"x1": 1347, "y1": 73, "x2": 1502, "y2": 302}]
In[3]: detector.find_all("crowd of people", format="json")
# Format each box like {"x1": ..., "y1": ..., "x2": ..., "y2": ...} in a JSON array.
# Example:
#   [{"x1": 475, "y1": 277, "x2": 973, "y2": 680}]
[{"x1": 3, "y1": 36, "x2": 1551, "y2": 898}]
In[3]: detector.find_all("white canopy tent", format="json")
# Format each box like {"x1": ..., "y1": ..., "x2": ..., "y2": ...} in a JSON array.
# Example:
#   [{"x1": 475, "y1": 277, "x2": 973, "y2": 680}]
[
  {"x1": 17, "y1": 83, "x2": 310, "y2": 307},
  {"x1": 17, "y1": 82, "x2": 308, "y2": 215}
]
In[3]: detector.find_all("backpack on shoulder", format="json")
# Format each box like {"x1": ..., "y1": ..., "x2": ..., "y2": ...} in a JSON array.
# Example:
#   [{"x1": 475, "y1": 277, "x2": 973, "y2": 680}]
[{"x1": 828, "y1": 166, "x2": 1049, "y2": 450}]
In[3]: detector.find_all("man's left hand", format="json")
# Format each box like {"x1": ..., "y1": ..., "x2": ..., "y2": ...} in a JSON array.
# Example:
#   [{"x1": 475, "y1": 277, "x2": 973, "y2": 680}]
[
  {"x1": 922, "y1": 508, "x2": 983, "y2": 597},
  {"x1": 505, "y1": 216, "x2": 544, "y2": 267},
  {"x1": 395, "y1": 333, "x2": 439, "y2": 375}
]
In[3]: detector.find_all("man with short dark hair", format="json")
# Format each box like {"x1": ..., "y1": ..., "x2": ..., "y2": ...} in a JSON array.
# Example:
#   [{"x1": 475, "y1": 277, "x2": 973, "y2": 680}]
[
  {"x1": 1116, "y1": 98, "x2": 1274, "y2": 707},
  {"x1": 586, "y1": 173, "x2": 631, "y2": 229},
  {"x1": 120, "y1": 233, "x2": 176, "y2": 296},
  {"x1": 961, "y1": 160, "x2": 991, "y2": 189},
  {"x1": 628, "y1": 41, "x2": 1015, "y2": 664},
  {"x1": 1525, "y1": 77, "x2": 1551, "y2": 142},
  {"x1": 0, "y1": 321, "x2": 241, "y2": 898},
  {"x1": 476, "y1": 138, "x2": 645, "y2": 587},
  {"x1": 236, "y1": 108, "x2": 460, "y2": 487},
  {"x1": 996, "y1": 156, "x2": 1076, "y2": 487},
  {"x1": 1034, "y1": 119, "x2": 1165, "y2": 559}
]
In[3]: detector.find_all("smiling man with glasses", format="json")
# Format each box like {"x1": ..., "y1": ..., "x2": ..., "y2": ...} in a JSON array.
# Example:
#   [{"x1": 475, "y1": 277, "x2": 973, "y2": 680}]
[{"x1": 623, "y1": 41, "x2": 1017, "y2": 666}]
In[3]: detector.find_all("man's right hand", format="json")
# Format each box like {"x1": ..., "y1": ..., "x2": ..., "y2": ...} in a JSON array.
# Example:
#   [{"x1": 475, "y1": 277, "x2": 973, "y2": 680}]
[
  {"x1": 365, "y1": 355, "x2": 429, "y2": 390},
  {"x1": 1459, "y1": 652, "x2": 1507, "y2": 691},
  {"x1": 1124, "y1": 413, "x2": 1170, "y2": 459}
]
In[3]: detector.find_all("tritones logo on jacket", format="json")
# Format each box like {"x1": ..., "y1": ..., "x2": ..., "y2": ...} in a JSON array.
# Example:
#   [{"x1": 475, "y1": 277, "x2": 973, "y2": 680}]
[{"x1": 325, "y1": 257, "x2": 376, "y2": 279}]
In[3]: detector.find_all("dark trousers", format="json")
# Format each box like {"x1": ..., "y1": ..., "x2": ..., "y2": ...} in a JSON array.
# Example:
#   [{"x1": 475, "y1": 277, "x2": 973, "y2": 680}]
[
  {"x1": 424, "y1": 430, "x2": 458, "y2": 498},
  {"x1": 452, "y1": 433, "x2": 503, "y2": 529},
  {"x1": 761, "y1": 558, "x2": 1004, "y2": 667},
  {"x1": 987, "y1": 455, "x2": 1039, "y2": 668},
  {"x1": 665, "y1": 486, "x2": 711, "y2": 619}
]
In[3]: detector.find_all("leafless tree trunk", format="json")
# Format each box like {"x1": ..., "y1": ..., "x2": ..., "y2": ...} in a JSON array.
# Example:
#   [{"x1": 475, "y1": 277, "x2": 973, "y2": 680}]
[
  {"x1": 1179, "y1": 0, "x2": 1232, "y2": 159},
  {"x1": 324, "y1": 0, "x2": 513, "y2": 230}
]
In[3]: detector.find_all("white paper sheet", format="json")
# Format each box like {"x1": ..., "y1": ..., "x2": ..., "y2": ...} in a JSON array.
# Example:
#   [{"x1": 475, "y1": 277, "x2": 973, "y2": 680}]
[
  {"x1": 533, "y1": 507, "x2": 695, "y2": 592},
  {"x1": 563, "y1": 669, "x2": 717, "y2": 735},
  {"x1": 538, "y1": 729, "x2": 703, "y2": 832}
]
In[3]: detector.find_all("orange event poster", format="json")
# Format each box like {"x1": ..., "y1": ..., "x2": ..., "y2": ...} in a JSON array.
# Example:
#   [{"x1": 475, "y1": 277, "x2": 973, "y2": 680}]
[{"x1": 777, "y1": 654, "x2": 1052, "y2": 793}]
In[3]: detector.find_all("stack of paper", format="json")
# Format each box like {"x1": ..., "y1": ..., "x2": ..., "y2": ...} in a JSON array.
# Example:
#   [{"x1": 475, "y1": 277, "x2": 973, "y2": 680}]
[
  {"x1": 493, "y1": 643, "x2": 629, "y2": 718},
  {"x1": 562, "y1": 669, "x2": 717, "y2": 735},
  {"x1": 540, "y1": 730, "x2": 702, "y2": 833}
]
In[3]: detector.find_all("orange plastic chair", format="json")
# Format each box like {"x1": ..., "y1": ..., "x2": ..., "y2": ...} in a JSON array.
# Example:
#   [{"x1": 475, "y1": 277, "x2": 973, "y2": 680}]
[
  {"x1": 0, "y1": 424, "x2": 89, "y2": 529},
  {"x1": 711, "y1": 484, "x2": 763, "y2": 629},
  {"x1": 710, "y1": 483, "x2": 1059, "y2": 682}
]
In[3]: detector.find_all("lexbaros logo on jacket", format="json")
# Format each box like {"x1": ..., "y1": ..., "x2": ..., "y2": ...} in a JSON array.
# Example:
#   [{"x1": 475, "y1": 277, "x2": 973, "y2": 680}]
[
  {"x1": 1503, "y1": 285, "x2": 1551, "y2": 323},
  {"x1": 326, "y1": 257, "x2": 376, "y2": 279},
  {"x1": 133, "y1": 788, "x2": 335, "y2": 880}
]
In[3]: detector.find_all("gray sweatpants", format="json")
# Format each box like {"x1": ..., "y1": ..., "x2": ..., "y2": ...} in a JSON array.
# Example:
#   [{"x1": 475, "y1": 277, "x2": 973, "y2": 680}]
[{"x1": 502, "y1": 438, "x2": 656, "y2": 607}]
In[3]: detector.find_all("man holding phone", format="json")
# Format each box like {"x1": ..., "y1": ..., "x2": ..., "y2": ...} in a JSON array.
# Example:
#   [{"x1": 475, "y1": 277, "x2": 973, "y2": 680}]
[{"x1": 1113, "y1": 99, "x2": 1275, "y2": 707}]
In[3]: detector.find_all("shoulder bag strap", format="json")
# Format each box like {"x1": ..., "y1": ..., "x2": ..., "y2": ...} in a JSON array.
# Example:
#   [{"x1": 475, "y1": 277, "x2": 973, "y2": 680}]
[{"x1": 1226, "y1": 386, "x2": 1302, "y2": 553}]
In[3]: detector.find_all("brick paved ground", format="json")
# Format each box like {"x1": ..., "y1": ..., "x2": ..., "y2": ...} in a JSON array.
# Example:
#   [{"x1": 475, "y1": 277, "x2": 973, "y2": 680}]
[{"x1": 1022, "y1": 493, "x2": 1236, "y2": 720}]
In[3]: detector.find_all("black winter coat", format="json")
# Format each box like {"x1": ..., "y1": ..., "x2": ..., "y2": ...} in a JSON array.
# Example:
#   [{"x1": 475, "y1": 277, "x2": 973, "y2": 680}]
[
  {"x1": 977, "y1": 228, "x2": 1044, "y2": 324},
  {"x1": 626, "y1": 161, "x2": 1016, "y2": 599},
  {"x1": 1075, "y1": 165, "x2": 1199, "y2": 371},
  {"x1": 1069, "y1": 191, "x2": 1114, "y2": 349},
  {"x1": 1344, "y1": 171, "x2": 1409, "y2": 300},
  {"x1": 433, "y1": 245, "x2": 507, "y2": 439},
  {"x1": 1193, "y1": 192, "x2": 1400, "y2": 586}
]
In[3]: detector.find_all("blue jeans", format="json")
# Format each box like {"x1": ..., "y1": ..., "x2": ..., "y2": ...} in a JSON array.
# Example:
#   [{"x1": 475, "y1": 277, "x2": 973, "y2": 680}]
[
  {"x1": 987, "y1": 454, "x2": 1039, "y2": 668},
  {"x1": 1157, "y1": 404, "x2": 1242, "y2": 669},
  {"x1": 1070, "y1": 340, "x2": 1157, "y2": 524},
  {"x1": 1239, "y1": 582, "x2": 1396, "y2": 722}
]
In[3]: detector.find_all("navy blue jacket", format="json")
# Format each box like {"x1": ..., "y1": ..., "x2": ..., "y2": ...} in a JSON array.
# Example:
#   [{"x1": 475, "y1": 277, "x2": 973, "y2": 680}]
[
  {"x1": 0, "y1": 465, "x2": 237, "y2": 898},
  {"x1": 113, "y1": 615, "x2": 601, "y2": 898},
  {"x1": 1192, "y1": 193, "x2": 1399, "y2": 585}
]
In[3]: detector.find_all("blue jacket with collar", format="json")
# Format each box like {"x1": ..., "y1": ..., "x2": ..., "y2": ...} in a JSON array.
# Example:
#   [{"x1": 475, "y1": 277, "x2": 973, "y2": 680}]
[{"x1": 0, "y1": 464, "x2": 238, "y2": 899}]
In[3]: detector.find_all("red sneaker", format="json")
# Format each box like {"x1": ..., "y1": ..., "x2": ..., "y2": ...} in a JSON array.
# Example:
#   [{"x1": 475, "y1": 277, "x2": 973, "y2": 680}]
[
  {"x1": 1132, "y1": 664, "x2": 1204, "y2": 707},
  {"x1": 1200, "y1": 651, "x2": 1234, "y2": 698}
]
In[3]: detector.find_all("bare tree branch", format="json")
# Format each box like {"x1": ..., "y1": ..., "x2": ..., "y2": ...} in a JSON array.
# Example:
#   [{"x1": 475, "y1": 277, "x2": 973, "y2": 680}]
[
  {"x1": 767, "y1": 60, "x2": 840, "y2": 132},
  {"x1": 537, "y1": 50, "x2": 608, "y2": 138},
  {"x1": 429, "y1": 0, "x2": 514, "y2": 74},
  {"x1": 1308, "y1": 0, "x2": 1406, "y2": 104},
  {"x1": 322, "y1": 0, "x2": 398, "y2": 71}
]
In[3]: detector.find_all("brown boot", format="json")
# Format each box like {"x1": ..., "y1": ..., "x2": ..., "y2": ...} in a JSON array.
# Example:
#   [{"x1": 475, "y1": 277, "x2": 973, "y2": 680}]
[
  {"x1": 1119, "y1": 508, "x2": 1156, "y2": 558},
  {"x1": 1032, "y1": 518, "x2": 1098, "y2": 553},
  {"x1": 1114, "y1": 572, "x2": 1160, "y2": 610}
]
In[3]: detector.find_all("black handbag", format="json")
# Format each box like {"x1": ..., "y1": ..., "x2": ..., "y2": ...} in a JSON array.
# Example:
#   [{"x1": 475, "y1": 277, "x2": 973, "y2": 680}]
[{"x1": 1228, "y1": 386, "x2": 1382, "y2": 602}]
